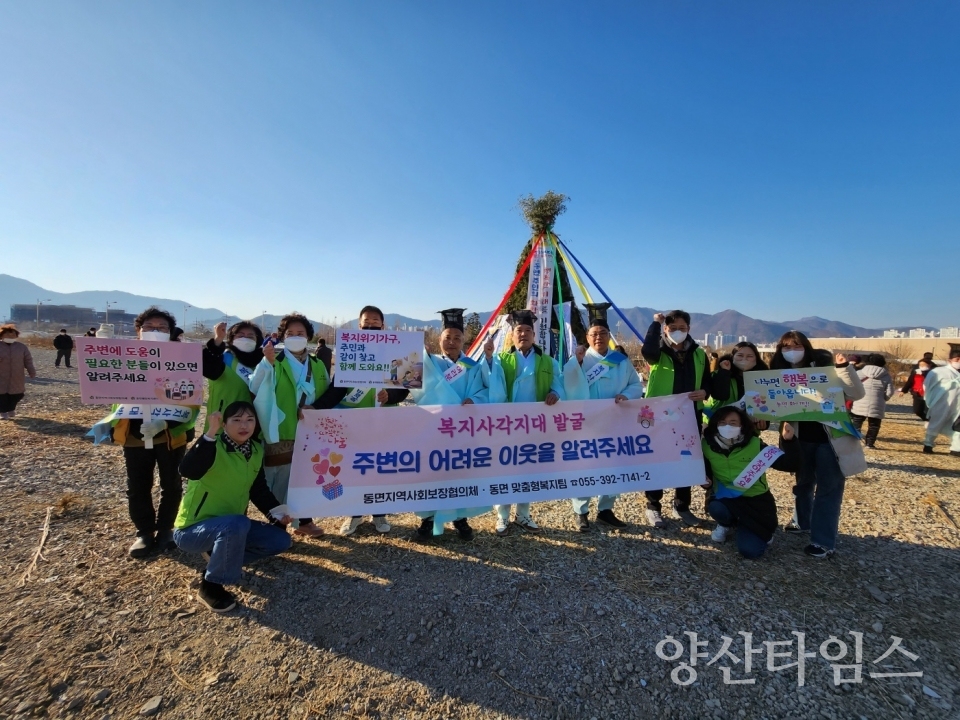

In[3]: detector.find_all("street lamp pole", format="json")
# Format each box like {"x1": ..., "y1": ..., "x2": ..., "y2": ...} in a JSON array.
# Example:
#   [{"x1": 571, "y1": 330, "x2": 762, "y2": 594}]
[
  {"x1": 262, "y1": 310, "x2": 267, "y2": 333},
  {"x1": 36, "y1": 298, "x2": 50, "y2": 330},
  {"x1": 183, "y1": 304, "x2": 191, "y2": 335}
]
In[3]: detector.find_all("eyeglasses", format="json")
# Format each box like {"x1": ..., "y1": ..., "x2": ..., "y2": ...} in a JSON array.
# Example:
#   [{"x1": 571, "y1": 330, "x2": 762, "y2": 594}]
[
  {"x1": 587, "y1": 332, "x2": 610, "y2": 339},
  {"x1": 142, "y1": 325, "x2": 170, "y2": 332}
]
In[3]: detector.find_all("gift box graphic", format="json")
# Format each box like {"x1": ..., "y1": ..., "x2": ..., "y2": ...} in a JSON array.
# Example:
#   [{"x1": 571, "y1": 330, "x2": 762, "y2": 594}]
[{"x1": 322, "y1": 480, "x2": 344, "y2": 500}]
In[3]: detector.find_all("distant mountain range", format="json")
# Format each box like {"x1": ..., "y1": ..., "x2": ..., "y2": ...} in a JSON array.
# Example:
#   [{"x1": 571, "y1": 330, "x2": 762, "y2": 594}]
[{"x1": 0, "y1": 274, "x2": 934, "y2": 344}]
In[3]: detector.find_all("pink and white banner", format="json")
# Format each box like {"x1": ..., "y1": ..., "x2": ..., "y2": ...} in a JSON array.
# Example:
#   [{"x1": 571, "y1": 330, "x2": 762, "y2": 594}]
[
  {"x1": 288, "y1": 394, "x2": 704, "y2": 517},
  {"x1": 76, "y1": 338, "x2": 203, "y2": 405}
]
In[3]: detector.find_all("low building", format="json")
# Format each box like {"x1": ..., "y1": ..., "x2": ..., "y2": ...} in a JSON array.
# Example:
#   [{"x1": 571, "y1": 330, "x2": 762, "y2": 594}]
[{"x1": 939, "y1": 327, "x2": 959, "y2": 338}]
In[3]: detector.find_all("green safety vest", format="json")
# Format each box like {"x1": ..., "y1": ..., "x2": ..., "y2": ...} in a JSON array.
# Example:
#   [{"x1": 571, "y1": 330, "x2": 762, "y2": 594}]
[
  {"x1": 645, "y1": 346, "x2": 707, "y2": 408},
  {"x1": 701, "y1": 436, "x2": 770, "y2": 498},
  {"x1": 276, "y1": 352, "x2": 329, "y2": 441},
  {"x1": 500, "y1": 348, "x2": 554, "y2": 402},
  {"x1": 703, "y1": 376, "x2": 739, "y2": 421},
  {"x1": 204, "y1": 352, "x2": 255, "y2": 433},
  {"x1": 106, "y1": 405, "x2": 198, "y2": 447},
  {"x1": 175, "y1": 436, "x2": 265, "y2": 529}
]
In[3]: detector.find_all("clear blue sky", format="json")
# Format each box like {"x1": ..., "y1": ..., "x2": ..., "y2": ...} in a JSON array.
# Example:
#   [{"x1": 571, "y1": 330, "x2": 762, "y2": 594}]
[{"x1": 1, "y1": 2, "x2": 957, "y2": 328}]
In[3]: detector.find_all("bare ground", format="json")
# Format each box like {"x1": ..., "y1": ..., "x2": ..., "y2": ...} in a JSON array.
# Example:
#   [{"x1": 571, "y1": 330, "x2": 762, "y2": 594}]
[{"x1": 1, "y1": 348, "x2": 959, "y2": 719}]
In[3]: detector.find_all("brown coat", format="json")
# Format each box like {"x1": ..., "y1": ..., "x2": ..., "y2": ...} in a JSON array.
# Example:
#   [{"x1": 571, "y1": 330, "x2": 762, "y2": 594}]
[{"x1": 0, "y1": 341, "x2": 36, "y2": 395}]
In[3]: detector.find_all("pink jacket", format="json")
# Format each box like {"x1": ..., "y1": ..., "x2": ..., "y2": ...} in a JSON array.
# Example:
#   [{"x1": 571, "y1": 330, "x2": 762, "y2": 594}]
[{"x1": 0, "y1": 341, "x2": 36, "y2": 395}]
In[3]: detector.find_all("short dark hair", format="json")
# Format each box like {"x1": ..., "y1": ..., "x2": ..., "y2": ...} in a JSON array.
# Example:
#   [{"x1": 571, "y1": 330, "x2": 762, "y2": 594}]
[
  {"x1": 664, "y1": 310, "x2": 691, "y2": 327},
  {"x1": 277, "y1": 313, "x2": 314, "y2": 341},
  {"x1": 950, "y1": 348, "x2": 960, "y2": 360},
  {"x1": 705, "y1": 406, "x2": 756, "y2": 443},
  {"x1": 227, "y1": 321, "x2": 264, "y2": 346},
  {"x1": 60, "y1": 328, "x2": 67, "y2": 332},
  {"x1": 223, "y1": 400, "x2": 257, "y2": 422},
  {"x1": 134, "y1": 306, "x2": 176, "y2": 332},
  {"x1": 317, "y1": 338, "x2": 326, "y2": 346},
  {"x1": 359, "y1": 305, "x2": 385, "y2": 324},
  {"x1": 868, "y1": 353, "x2": 886, "y2": 367}
]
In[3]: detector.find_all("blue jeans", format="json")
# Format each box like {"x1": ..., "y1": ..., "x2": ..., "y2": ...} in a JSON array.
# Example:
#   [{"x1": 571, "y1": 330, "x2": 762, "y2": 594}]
[
  {"x1": 794, "y1": 441, "x2": 846, "y2": 551},
  {"x1": 707, "y1": 500, "x2": 768, "y2": 559},
  {"x1": 571, "y1": 495, "x2": 617, "y2": 515},
  {"x1": 174, "y1": 515, "x2": 291, "y2": 585}
]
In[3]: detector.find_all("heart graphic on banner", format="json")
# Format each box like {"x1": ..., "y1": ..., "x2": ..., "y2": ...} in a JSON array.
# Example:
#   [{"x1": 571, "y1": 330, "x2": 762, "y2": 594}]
[
  {"x1": 329, "y1": 452, "x2": 343, "y2": 464},
  {"x1": 330, "y1": 466, "x2": 341, "y2": 477},
  {"x1": 320, "y1": 447, "x2": 330, "y2": 457},
  {"x1": 310, "y1": 454, "x2": 320, "y2": 463},
  {"x1": 312, "y1": 460, "x2": 330, "y2": 475}
]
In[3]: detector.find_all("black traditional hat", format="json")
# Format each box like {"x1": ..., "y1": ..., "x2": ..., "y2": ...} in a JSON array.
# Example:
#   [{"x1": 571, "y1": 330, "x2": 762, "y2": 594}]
[
  {"x1": 438, "y1": 308, "x2": 466, "y2": 331},
  {"x1": 584, "y1": 302, "x2": 612, "y2": 330},
  {"x1": 506, "y1": 309, "x2": 537, "y2": 328}
]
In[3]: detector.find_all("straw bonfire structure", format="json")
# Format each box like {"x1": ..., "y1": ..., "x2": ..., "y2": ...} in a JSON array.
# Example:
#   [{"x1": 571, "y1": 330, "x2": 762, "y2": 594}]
[{"x1": 502, "y1": 191, "x2": 587, "y2": 348}]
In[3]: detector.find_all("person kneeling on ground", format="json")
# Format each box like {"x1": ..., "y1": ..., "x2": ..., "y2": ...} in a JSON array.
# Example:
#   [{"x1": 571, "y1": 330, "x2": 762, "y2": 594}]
[
  {"x1": 702, "y1": 407, "x2": 799, "y2": 559},
  {"x1": 174, "y1": 402, "x2": 294, "y2": 613}
]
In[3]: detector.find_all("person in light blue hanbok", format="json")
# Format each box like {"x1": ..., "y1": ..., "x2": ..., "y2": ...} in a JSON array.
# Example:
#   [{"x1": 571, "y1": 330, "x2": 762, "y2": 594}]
[
  {"x1": 483, "y1": 309, "x2": 569, "y2": 536},
  {"x1": 564, "y1": 303, "x2": 644, "y2": 532},
  {"x1": 412, "y1": 309, "x2": 490, "y2": 540}
]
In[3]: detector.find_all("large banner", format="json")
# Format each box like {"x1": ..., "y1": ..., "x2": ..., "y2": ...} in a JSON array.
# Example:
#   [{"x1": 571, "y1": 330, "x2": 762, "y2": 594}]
[
  {"x1": 526, "y1": 241, "x2": 555, "y2": 351},
  {"x1": 742, "y1": 367, "x2": 847, "y2": 422},
  {"x1": 288, "y1": 395, "x2": 704, "y2": 517},
  {"x1": 334, "y1": 329, "x2": 424, "y2": 389},
  {"x1": 76, "y1": 338, "x2": 203, "y2": 405}
]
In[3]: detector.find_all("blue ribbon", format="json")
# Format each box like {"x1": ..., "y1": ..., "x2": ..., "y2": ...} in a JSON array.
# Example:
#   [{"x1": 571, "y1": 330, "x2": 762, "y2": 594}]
[{"x1": 556, "y1": 240, "x2": 645, "y2": 342}]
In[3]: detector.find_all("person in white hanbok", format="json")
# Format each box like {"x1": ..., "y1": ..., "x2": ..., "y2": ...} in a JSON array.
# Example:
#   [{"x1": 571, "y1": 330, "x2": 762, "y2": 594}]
[{"x1": 922, "y1": 350, "x2": 960, "y2": 455}]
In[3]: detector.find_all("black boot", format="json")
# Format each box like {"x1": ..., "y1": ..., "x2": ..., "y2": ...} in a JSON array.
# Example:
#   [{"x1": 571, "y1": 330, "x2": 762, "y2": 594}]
[
  {"x1": 198, "y1": 580, "x2": 236, "y2": 613},
  {"x1": 453, "y1": 518, "x2": 474, "y2": 541},
  {"x1": 416, "y1": 517, "x2": 434, "y2": 538}
]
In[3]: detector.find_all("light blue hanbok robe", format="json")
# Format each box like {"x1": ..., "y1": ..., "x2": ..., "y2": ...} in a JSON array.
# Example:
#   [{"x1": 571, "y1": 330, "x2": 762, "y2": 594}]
[
  {"x1": 565, "y1": 347, "x2": 644, "y2": 514},
  {"x1": 413, "y1": 351, "x2": 492, "y2": 534}
]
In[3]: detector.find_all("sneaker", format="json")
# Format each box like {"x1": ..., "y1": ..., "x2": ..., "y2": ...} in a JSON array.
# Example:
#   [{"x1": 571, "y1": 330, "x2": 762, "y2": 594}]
[
  {"x1": 645, "y1": 509, "x2": 666, "y2": 528},
  {"x1": 373, "y1": 515, "x2": 391, "y2": 533},
  {"x1": 596, "y1": 509, "x2": 627, "y2": 529},
  {"x1": 923, "y1": 445, "x2": 934, "y2": 454},
  {"x1": 951, "y1": 451, "x2": 960, "y2": 457},
  {"x1": 804, "y1": 543, "x2": 834, "y2": 559},
  {"x1": 294, "y1": 522, "x2": 325, "y2": 538},
  {"x1": 514, "y1": 515, "x2": 540, "y2": 531},
  {"x1": 128, "y1": 533, "x2": 154, "y2": 558},
  {"x1": 8, "y1": 410, "x2": 15, "y2": 418},
  {"x1": 155, "y1": 528, "x2": 176, "y2": 552},
  {"x1": 711, "y1": 524, "x2": 730, "y2": 543},
  {"x1": 495, "y1": 517, "x2": 509, "y2": 536},
  {"x1": 783, "y1": 521, "x2": 808, "y2": 535},
  {"x1": 198, "y1": 580, "x2": 237, "y2": 613},
  {"x1": 340, "y1": 516, "x2": 363, "y2": 536},
  {"x1": 575, "y1": 513, "x2": 590, "y2": 533},
  {"x1": 453, "y1": 518, "x2": 474, "y2": 541},
  {"x1": 416, "y1": 517, "x2": 435, "y2": 538},
  {"x1": 672, "y1": 508, "x2": 700, "y2": 527},
  {"x1": 0, "y1": 413, "x2": 8, "y2": 420}
]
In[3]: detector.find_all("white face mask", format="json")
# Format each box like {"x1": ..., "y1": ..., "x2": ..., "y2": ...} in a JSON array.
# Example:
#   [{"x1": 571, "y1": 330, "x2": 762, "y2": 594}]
[
  {"x1": 283, "y1": 336, "x2": 308, "y2": 353},
  {"x1": 950, "y1": 361, "x2": 960, "y2": 371},
  {"x1": 232, "y1": 337, "x2": 257, "y2": 353},
  {"x1": 717, "y1": 424, "x2": 742, "y2": 440},
  {"x1": 140, "y1": 331, "x2": 170, "y2": 342},
  {"x1": 732, "y1": 358, "x2": 755, "y2": 371},
  {"x1": 2, "y1": 337, "x2": 15, "y2": 344},
  {"x1": 782, "y1": 349, "x2": 805, "y2": 364},
  {"x1": 666, "y1": 330, "x2": 687, "y2": 345}
]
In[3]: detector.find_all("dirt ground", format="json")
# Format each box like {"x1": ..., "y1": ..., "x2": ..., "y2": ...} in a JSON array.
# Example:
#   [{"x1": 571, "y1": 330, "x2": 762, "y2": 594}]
[{"x1": 1, "y1": 347, "x2": 958, "y2": 719}]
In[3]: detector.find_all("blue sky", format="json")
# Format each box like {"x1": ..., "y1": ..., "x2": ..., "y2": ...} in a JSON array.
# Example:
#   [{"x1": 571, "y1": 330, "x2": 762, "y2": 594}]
[{"x1": 1, "y1": 2, "x2": 957, "y2": 328}]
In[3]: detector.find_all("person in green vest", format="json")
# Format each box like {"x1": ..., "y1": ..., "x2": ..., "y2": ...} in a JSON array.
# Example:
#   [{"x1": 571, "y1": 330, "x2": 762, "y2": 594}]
[
  {"x1": 174, "y1": 402, "x2": 294, "y2": 612},
  {"x1": 202, "y1": 320, "x2": 264, "y2": 434},
  {"x1": 87, "y1": 307, "x2": 200, "y2": 558},
  {"x1": 483, "y1": 308, "x2": 566, "y2": 536},
  {"x1": 641, "y1": 309, "x2": 729, "y2": 529},
  {"x1": 703, "y1": 341, "x2": 770, "y2": 428},
  {"x1": 702, "y1": 406, "x2": 799, "y2": 559},
  {"x1": 248, "y1": 312, "x2": 328, "y2": 538},
  {"x1": 312, "y1": 305, "x2": 409, "y2": 536}
]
